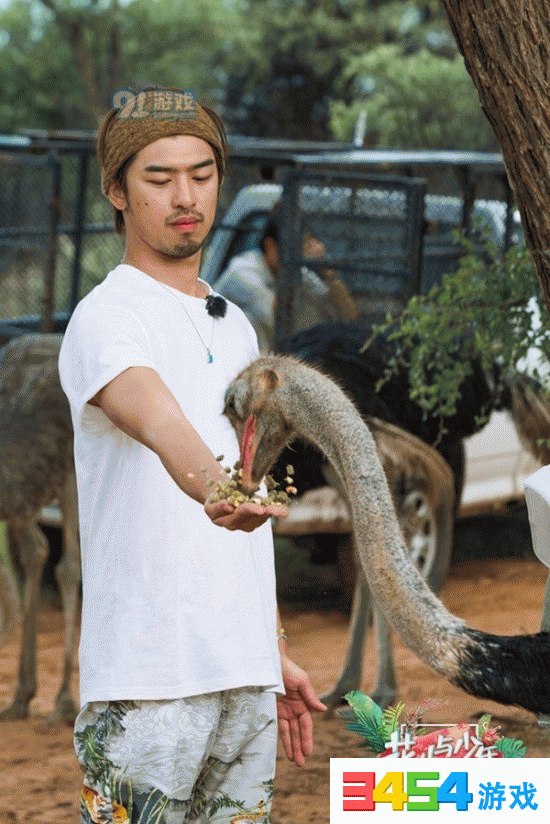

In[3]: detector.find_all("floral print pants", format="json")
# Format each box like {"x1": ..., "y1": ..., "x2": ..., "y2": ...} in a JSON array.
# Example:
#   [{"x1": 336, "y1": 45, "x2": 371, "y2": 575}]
[{"x1": 74, "y1": 687, "x2": 277, "y2": 824}]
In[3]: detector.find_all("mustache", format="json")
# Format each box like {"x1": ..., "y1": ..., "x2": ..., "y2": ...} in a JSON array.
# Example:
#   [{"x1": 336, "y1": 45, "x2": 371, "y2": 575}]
[{"x1": 166, "y1": 211, "x2": 204, "y2": 225}]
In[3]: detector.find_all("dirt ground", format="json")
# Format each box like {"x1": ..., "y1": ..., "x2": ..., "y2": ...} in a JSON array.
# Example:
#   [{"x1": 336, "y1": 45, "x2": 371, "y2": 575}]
[{"x1": 2, "y1": 536, "x2": 550, "y2": 822}]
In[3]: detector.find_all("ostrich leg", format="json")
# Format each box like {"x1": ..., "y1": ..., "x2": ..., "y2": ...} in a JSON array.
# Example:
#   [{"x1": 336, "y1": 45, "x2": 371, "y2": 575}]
[
  {"x1": 0, "y1": 521, "x2": 49, "y2": 719},
  {"x1": 370, "y1": 609, "x2": 398, "y2": 708},
  {"x1": 322, "y1": 566, "x2": 370, "y2": 714},
  {"x1": 322, "y1": 553, "x2": 398, "y2": 714},
  {"x1": 0, "y1": 550, "x2": 21, "y2": 647},
  {"x1": 321, "y1": 460, "x2": 398, "y2": 710},
  {"x1": 52, "y1": 470, "x2": 80, "y2": 721}
]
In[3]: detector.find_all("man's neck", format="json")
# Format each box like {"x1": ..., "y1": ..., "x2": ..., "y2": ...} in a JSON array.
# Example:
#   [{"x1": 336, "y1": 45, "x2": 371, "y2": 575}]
[{"x1": 123, "y1": 248, "x2": 207, "y2": 298}]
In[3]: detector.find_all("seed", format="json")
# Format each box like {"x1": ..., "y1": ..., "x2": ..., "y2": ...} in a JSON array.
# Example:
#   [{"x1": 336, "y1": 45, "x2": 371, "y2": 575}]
[{"x1": 205, "y1": 464, "x2": 298, "y2": 508}]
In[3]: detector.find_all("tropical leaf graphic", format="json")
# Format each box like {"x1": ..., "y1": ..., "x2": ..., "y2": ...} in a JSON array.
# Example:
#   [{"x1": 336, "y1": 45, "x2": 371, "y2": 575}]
[
  {"x1": 495, "y1": 737, "x2": 527, "y2": 758},
  {"x1": 75, "y1": 724, "x2": 112, "y2": 795},
  {"x1": 341, "y1": 691, "x2": 388, "y2": 753},
  {"x1": 476, "y1": 713, "x2": 492, "y2": 739},
  {"x1": 383, "y1": 701, "x2": 405, "y2": 735}
]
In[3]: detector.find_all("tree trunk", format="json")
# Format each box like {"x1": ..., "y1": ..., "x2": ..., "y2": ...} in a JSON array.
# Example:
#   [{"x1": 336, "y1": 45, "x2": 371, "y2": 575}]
[
  {"x1": 441, "y1": 0, "x2": 550, "y2": 311},
  {"x1": 38, "y1": 0, "x2": 121, "y2": 124}
]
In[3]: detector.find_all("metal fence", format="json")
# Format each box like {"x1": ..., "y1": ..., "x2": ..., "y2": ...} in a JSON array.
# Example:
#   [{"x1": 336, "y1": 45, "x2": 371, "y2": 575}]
[
  {"x1": 275, "y1": 169, "x2": 427, "y2": 342},
  {"x1": 0, "y1": 136, "x2": 117, "y2": 340},
  {"x1": 0, "y1": 133, "x2": 520, "y2": 342}
]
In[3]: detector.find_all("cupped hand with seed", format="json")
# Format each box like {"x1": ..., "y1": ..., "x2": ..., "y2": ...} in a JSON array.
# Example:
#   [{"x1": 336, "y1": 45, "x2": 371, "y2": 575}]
[{"x1": 204, "y1": 458, "x2": 295, "y2": 532}]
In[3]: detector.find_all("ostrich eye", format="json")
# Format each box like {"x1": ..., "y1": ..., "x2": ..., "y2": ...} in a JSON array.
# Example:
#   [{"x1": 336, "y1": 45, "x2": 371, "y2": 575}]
[{"x1": 224, "y1": 398, "x2": 237, "y2": 416}]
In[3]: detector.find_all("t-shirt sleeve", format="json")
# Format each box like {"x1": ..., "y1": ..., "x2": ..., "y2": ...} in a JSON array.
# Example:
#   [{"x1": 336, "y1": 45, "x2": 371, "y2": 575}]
[{"x1": 58, "y1": 300, "x2": 156, "y2": 431}]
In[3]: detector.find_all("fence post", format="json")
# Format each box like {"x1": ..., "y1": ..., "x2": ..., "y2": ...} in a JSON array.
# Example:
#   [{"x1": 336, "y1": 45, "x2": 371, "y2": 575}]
[
  {"x1": 42, "y1": 152, "x2": 61, "y2": 333},
  {"x1": 274, "y1": 169, "x2": 302, "y2": 349}
]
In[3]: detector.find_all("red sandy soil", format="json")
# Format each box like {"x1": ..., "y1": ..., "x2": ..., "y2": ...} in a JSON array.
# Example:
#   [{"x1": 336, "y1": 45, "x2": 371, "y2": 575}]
[{"x1": 1, "y1": 557, "x2": 549, "y2": 824}]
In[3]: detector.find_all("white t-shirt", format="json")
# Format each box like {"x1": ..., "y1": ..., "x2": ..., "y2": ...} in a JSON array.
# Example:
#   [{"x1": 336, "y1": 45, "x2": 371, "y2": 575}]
[{"x1": 58, "y1": 264, "x2": 283, "y2": 706}]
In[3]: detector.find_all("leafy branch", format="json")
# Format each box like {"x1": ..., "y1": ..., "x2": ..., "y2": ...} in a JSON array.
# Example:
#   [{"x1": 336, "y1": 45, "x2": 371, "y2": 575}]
[{"x1": 362, "y1": 239, "x2": 550, "y2": 437}]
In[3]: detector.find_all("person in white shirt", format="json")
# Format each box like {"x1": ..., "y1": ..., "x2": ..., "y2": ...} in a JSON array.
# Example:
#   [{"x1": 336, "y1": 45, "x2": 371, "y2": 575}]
[
  {"x1": 59, "y1": 86, "x2": 325, "y2": 824},
  {"x1": 215, "y1": 202, "x2": 357, "y2": 351}
]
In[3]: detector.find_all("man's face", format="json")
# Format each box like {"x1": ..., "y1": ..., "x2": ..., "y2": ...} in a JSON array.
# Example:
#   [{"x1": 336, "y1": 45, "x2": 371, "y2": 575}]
[{"x1": 108, "y1": 134, "x2": 219, "y2": 263}]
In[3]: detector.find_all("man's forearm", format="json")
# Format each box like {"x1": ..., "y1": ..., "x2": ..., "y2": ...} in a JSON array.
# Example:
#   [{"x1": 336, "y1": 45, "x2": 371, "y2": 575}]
[
  {"x1": 92, "y1": 366, "x2": 228, "y2": 505},
  {"x1": 147, "y1": 416, "x2": 228, "y2": 504}
]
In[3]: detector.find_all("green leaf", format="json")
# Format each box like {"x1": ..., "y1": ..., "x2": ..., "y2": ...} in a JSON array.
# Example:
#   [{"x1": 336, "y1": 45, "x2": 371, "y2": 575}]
[
  {"x1": 476, "y1": 713, "x2": 492, "y2": 738},
  {"x1": 495, "y1": 737, "x2": 527, "y2": 758},
  {"x1": 361, "y1": 239, "x2": 550, "y2": 433},
  {"x1": 383, "y1": 701, "x2": 405, "y2": 735},
  {"x1": 341, "y1": 691, "x2": 388, "y2": 753}
]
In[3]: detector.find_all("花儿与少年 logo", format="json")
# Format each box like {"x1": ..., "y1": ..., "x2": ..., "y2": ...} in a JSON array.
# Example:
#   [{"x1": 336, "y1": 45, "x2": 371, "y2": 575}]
[{"x1": 338, "y1": 691, "x2": 526, "y2": 758}]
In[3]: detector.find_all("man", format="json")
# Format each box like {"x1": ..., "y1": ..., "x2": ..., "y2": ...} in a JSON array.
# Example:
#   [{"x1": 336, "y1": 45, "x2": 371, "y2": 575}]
[
  {"x1": 215, "y1": 203, "x2": 357, "y2": 351},
  {"x1": 59, "y1": 87, "x2": 325, "y2": 824}
]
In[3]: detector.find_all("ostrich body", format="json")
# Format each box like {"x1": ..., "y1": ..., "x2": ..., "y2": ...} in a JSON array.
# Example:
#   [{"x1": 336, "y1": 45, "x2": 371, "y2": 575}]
[
  {"x1": 0, "y1": 334, "x2": 79, "y2": 721},
  {"x1": 225, "y1": 355, "x2": 550, "y2": 715}
]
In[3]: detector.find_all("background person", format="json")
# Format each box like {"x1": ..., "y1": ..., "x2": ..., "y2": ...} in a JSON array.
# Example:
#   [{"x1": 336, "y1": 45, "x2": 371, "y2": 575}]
[{"x1": 215, "y1": 201, "x2": 357, "y2": 351}]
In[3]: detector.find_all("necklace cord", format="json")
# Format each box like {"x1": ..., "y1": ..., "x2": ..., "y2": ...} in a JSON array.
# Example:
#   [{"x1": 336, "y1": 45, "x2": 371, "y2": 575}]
[{"x1": 156, "y1": 280, "x2": 219, "y2": 363}]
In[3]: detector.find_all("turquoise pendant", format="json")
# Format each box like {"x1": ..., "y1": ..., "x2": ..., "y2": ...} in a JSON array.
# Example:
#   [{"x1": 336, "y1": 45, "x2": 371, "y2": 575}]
[{"x1": 207, "y1": 352, "x2": 214, "y2": 363}]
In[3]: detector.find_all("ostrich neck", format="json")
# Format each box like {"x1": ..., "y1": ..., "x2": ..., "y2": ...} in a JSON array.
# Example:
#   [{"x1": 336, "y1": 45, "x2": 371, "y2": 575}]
[{"x1": 281, "y1": 367, "x2": 464, "y2": 674}]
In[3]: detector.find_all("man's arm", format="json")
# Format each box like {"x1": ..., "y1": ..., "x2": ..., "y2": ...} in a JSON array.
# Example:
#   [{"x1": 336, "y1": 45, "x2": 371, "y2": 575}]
[{"x1": 91, "y1": 365, "x2": 286, "y2": 530}]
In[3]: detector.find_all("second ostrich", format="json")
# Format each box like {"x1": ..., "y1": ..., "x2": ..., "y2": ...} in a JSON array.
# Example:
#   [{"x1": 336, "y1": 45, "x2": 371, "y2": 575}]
[
  {"x1": 224, "y1": 355, "x2": 550, "y2": 715},
  {"x1": 0, "y1": 334, "x2": 79, "y2": 721}
]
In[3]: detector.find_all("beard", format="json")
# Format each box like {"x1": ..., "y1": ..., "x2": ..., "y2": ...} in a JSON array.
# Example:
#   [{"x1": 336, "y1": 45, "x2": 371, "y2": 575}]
[{"x1": 159, "y1": 237, "x2": 205, "y2": 259}]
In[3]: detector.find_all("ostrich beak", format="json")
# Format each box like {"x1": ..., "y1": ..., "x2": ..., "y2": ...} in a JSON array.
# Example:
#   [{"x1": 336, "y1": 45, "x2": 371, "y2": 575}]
[{"x1": 239, "y1": 414, "x2": 259, "y2": 494}]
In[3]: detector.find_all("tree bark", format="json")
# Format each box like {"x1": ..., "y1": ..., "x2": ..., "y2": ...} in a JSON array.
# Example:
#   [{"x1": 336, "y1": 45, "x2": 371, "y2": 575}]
[{"x1": 441, "y1": 0, "x2": 550, "y2": 311}]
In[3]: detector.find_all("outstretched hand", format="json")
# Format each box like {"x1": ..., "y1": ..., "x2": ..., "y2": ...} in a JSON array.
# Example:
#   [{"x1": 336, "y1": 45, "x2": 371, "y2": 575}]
[
  {"x1": 204, "y1": 497, "x2": 287, "y2": 532},
  {"x1": 277, "y1": 652, "x2": 327, "y2": 767}
]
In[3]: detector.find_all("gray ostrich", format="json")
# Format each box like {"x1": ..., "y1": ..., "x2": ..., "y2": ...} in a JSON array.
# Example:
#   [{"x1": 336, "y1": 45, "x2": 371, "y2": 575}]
[
  {"x1": 0, "y1": 334, "x2": 79, "y2": 721},
  {"x1": 225, "y1": 356, "x2": 550, "y2": 715}
]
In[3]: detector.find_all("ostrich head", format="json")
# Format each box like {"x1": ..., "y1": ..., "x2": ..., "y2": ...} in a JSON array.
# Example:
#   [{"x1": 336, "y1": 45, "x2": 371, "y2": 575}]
[{"x1": 223, "y1": 358, "x2": 295, "y2": 495}]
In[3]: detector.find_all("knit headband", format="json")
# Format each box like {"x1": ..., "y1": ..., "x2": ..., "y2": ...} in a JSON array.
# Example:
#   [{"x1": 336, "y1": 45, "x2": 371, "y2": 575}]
[{"x1": 99, "y1": 89, "x2": 227, "y2": 195}]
